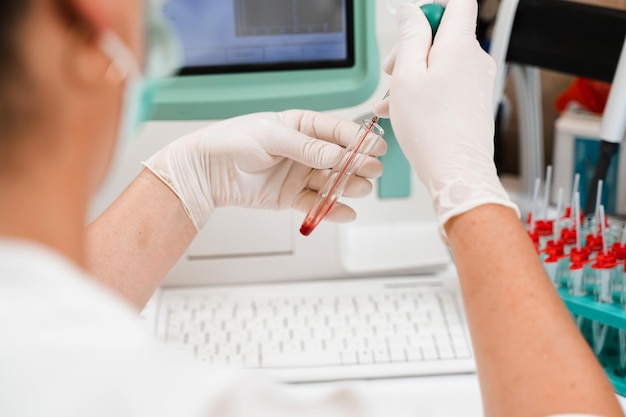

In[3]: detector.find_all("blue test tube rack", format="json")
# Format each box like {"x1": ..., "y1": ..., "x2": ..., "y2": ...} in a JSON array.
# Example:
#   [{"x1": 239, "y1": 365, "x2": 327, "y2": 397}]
[
  {"x1": 540, "y1": 215, "x2": 626, "y2": 396},
  {"x1": 558, "y1": 289, "x2": 626, "y2": 395}
]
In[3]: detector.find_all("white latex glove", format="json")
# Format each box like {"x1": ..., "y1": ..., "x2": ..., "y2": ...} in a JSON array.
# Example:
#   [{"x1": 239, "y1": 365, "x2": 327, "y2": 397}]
[
  {"x1": 375, "y1": 0, "x2": 518, "y2": 235},
  {"x1": 143, "y1": 110, "x2": 386, "y2": 231}
]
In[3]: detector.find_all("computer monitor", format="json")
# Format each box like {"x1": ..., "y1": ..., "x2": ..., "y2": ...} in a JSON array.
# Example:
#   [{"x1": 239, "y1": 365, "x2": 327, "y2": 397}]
[{"x1": 149, "y1": 0, "x2": 379, "y2": 120}]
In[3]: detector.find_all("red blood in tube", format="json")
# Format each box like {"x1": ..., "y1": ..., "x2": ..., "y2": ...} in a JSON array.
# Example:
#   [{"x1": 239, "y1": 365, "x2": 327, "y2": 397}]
[
  {"x1": 300, "y1": 196, "x2": 337, "y2": 236},
  {"x1": 300, "y1": 116, "x2": 380, "y2": 236},
  {"x1": 300, "y1": 225, "x2": 314, "y2": 236}
]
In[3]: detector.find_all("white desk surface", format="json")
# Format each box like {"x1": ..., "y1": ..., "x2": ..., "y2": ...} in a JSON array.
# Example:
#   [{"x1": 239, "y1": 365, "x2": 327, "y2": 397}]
[
  {"x1": 285, "y1": 373, "x2": 626, "y2": 417},
  {"x1": 285, "y1": 374, "x2": 484, "y2": 417}
]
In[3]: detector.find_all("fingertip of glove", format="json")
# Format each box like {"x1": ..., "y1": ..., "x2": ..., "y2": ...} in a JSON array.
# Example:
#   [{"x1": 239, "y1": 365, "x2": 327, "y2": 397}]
[
  {"x1": 317, "y1": 142, "x2": 343, "y2": 169},
  {"x1": 397, "y1": 3, "x2": 428, "y2": 26},
  {"x1": 374, "y1": 101, "x2": 390, "y2": 119},
  {"x1": 395, "y1": 4, "x2": 433, "y2": 55},
  {"x1": 328, "y1": 205, "x2": 357, "y2": 223}
]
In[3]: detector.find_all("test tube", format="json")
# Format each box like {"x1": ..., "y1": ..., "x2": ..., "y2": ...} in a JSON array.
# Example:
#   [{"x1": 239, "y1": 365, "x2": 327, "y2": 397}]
[
  {"x1": 554, "y1": 188, "x2": 564, "y2": 238},
  {"x1": 568, "y1": 192, "x2": 589, "y2": 296},
  {"x1": 600, "y1": 205, "x2": 608, "y2": 256},
  {"x1": 300, "y1": 118, "x2": 384, "y2": 236},
  {"x1": 595, "y1": 179, "x2": 604, "y2": 223},
  {"x1": 592, "y1": 321, "x2": 610, "y2": 355},
  {"x1": 571, "y1": 173, "x2": 580, "y2": 209},
  {"x1": 575, "y1": 192, "x2": 582, "y2": 251},
  {"x1": 543, "y1": 165, "x2": 553, "y2": 219},
  {"x1": 621, "y1": 263, "x2": 626, "y2": 310},
  {"x1": 593, "y1": 205, "x2": 618, "y2": 304},
  {"x1": 560, "y1": 227, "x2": 577, "y2": 255},
  {"x1": 560, "y1": 188, "x2": 577, "y2": 254},
  {"x1": 529, "y1": 178, "x2": 541, "y2": 233},
  {"x1": 568, "y1": 260, "x2": 586, "y2": 297},
  {"x1": 543, "y1": 243, "x2": 563, "y2": 288},
  {"x1": 613, "y1": 225, "x2": 626, "y2": 261},
  {"x1": 533, "y1": 167, "x2": 555, "y2": 251},
  {"x1": 588, "y1": 179, "x2": 604, "y2": 238}
]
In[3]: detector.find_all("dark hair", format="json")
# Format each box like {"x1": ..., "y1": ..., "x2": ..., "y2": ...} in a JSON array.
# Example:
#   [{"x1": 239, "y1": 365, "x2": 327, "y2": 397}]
[{"x1": 0, "y1": 1, "x2": 33, "y2": 141}]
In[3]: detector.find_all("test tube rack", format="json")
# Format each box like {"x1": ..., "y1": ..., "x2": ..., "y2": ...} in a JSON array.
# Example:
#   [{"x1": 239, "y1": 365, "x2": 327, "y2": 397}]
[
  {"x1": 558, "y1": 288, "x2": 626, "y2": 395},
  {"x1": 537, "y1": 211, "x2": 626, "y2": 396}
]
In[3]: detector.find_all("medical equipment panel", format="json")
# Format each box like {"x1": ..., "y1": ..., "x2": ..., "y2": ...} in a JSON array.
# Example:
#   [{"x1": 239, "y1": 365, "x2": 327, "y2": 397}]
[{"x1": 147, "y1": 0, "x2": 379, "y2": 119}]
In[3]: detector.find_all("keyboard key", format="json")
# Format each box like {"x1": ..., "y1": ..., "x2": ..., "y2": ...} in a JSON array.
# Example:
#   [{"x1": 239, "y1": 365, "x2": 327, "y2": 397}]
[
  {"x1": 390, "y1": 347, "x2": 407, "y2": 362},
  {"x1": 422, "y1": 345, "x2": 439, "y2": 360},
  {"x1": 407, "y1": 347, "x2": 423, "y2": 361},
  {"x1": 357, "y1": 350, "x2": 374, "y2": 364},
  {"x1": 454, "y1": 344, "x2": 472, "y2": 359},
  {"x1": 438, "y1": 344, "x2": 455, "y2": 359},
  {"x1": 373, "y1": 348, "x2": 389, "y2": 363},
  {"x1": 341, "y1": 351, "x2": 358, "y2": 365},
  {"x1": 244, "y1": 354, "x2": 260, "y2": 368},
  {"x1": 325, "y1": 339, "x2": 345, "y2": 352}
]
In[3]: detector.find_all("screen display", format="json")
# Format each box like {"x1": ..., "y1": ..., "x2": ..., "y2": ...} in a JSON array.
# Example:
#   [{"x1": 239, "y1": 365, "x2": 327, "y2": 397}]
[{"x1": 162, "y1": 0, "x2": 354, "y2": 74}]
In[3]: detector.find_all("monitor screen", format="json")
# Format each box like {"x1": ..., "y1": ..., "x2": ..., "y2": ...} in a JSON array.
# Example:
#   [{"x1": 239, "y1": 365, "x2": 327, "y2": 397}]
[{"x1": 162, "y1": 0, "x2": 354, "y2": 75}]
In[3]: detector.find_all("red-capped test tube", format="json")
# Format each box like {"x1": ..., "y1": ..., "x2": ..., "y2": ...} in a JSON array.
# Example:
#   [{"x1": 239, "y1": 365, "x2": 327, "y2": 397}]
[
  {"x1": 560, "y1": 227, "x2": 577, "y2": 255},
  {"x1": 543, "y1": 240, "x2": 565, "y2": 287},
  {"x1": 592, "y1": 250, "x2": 618, "y2": 304},
  {"x1": 568, "y1": 247, "x2": 590, "y2": 297},
  {"x1": 621, "y1": 262, "x2": 626, "y2": 310},
  {"x1": 586, "y1": 233, "x2": 604, "y2": 253},
  {"x1": 592, "y1": 206, "x2": 617, "y2": 304},
  {"x1": 535, "y1": 219, "x2": 554, "y2": 252},
  {"x1": 613, "y1": 241, "x2": 626, "y2": 261}
]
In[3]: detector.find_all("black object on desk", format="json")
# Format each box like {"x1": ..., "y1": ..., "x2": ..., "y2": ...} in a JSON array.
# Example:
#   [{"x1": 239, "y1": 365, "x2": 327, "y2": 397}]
[{"x1": 506, "y1": 0, "x2": 626, "y2": 83}]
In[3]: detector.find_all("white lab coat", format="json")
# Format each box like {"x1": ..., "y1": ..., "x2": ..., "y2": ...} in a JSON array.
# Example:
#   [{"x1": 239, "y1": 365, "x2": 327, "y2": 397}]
[{"x1": 0, "y1": 240, "x2": 604, "y2": 417}]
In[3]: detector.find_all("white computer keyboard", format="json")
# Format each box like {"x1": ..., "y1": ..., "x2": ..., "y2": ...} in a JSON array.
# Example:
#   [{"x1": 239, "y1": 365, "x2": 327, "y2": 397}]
[{"x1": 155, "y1": 276, "x2": 475, "y2": 382}]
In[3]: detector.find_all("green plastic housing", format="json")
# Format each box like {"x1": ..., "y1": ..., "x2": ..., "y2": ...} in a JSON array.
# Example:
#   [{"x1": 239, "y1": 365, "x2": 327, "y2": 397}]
[{"x1": 147, "y1": 1, "x2": 379, "y2": 121}]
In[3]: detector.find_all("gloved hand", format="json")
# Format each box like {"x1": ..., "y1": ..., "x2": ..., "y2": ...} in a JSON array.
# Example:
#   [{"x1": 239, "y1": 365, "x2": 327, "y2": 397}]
[
  {"x1": 375, "y1": 0, "x2": 518, "y2": 235},
  {"x1": 143, "y1": 110, "x2": 386, "y2": 231}
]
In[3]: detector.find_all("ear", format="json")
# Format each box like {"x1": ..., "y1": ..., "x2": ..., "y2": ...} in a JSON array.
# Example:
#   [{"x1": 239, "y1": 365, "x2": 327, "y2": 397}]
[
  {"x1": 55, "y1": 0, "x2": 122, "y2": 87},
  {"x1": 62, "y1": 0, "x2": 110, "y2": 32}
]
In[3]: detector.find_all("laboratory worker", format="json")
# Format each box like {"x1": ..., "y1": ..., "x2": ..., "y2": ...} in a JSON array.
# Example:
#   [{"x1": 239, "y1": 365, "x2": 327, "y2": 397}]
[{"x1": 0, "y1": 0, "x2": 622, "y2": 416}]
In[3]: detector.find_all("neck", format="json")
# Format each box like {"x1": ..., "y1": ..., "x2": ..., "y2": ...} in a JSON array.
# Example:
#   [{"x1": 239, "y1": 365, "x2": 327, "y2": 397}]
[{"x1": 0, "y1": 160, "x2": 88, "y2": 268}]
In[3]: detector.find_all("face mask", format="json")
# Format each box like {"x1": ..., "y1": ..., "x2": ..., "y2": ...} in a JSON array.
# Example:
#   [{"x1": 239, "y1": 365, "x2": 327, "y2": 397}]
[{"x1": 99, "y1": 2, "x2": 182, "y2": 144}]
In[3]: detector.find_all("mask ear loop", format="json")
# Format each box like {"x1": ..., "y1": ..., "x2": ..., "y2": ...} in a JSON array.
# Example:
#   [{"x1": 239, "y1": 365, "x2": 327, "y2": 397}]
[{"x1": 98, "y1": 31, "x2": 141, "y2": 80}]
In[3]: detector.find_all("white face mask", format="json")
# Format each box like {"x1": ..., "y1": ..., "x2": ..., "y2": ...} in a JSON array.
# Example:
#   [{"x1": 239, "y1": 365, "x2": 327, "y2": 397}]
[{"x1": 98, "y1": 3, "x2": 181, "y2": 144}]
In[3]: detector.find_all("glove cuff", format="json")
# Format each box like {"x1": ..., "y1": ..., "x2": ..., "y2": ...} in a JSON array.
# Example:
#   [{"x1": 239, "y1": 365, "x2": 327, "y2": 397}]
[
  {"x1": 142, "y1": 145, "x2": 215, "y2": 231},
  {"x1": 428, "y1": 174, "x2": 520, "y2": 244}
]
